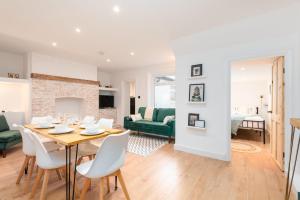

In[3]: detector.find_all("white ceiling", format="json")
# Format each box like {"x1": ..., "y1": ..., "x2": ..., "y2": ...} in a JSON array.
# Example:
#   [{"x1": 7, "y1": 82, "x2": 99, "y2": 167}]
[
  {"x1": 0, "y1": 0, "x2": 297, "y2": 71},
  {"x1": 231, "y1": 57, "x2": 274, "y2": 82}
]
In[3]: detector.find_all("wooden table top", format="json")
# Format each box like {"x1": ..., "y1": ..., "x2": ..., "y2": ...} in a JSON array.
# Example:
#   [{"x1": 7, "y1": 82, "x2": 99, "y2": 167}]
[
  {"x1": 290, "y1": 118, "x2": 300, "y2": 130},
  {"x1": 25, "y1": 124, "x2": 123, "y2": 146}
]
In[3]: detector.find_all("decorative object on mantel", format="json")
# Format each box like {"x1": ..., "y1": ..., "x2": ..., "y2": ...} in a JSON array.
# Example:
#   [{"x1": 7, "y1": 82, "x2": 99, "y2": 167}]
[
  {"x1": 105, "y1": 85, "x2": 113, "y2": 88},
  {"x1": 7, "y1": 73, "x2": 19, "y2": 79},
  {"x1": 284, "y1": 118, "x2": 300, "y2": 200},
  {"x1": 188, "y1": 113, "x2": 199, "y2": 126},
  {"x1": 189, "y1": 83, "x2": 205, "y2": 102},
  {"x1": 191, "y1": 64, "x2": 203, "y2": 77}
]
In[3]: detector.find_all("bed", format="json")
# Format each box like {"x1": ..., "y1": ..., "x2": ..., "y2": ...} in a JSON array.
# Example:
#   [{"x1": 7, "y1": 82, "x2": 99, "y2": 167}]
[{"x1": 231, "y1": 114, "x2": 266, "y2": 144}]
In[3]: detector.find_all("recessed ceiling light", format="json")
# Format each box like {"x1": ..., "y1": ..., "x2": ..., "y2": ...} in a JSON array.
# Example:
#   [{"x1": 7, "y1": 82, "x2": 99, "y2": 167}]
[
  {"x1": 75, "y1": 28, "x2": 81, "y2": 33},
  {"x1": 113, "y1": 5, "x2": 120, "y2": 13},
  {"x1": 106, "y1": 58, "x2": 111, "y2": 63},
  {"x1": 130, "y1": 52, "x2": 135, "y2": 56},
  {"x1": 52, "y1": 42, "x2": 57, "y2": 47},
  {"x1": 241, "y1": 67, "x2": 246, "y2": 71}
]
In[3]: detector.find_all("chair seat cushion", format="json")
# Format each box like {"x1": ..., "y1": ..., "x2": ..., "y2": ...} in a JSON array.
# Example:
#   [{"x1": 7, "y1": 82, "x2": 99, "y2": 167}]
[{"x1": 0, "y1": 130, "x2": 21, "y2": 143}]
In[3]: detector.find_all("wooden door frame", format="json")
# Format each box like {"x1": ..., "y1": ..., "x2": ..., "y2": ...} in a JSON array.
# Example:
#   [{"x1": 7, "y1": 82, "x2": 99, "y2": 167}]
[{"x1": 226, "y1": 50, "x2": 293, "y2": 173}]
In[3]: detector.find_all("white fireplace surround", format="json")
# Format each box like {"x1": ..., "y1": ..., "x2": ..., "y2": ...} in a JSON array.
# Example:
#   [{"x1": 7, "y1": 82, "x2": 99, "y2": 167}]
[{"x1": 55, "y1": 97, "x2": 84, "y2": 119}]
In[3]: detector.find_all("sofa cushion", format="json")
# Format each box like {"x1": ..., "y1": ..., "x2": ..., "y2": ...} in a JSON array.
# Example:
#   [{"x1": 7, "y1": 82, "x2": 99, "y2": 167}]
[
  {"x1": 135, "y1": 120, "x2": 171, "y2": 134},
  {"x1": 0, "y1": 115, "x2": 10, "y2": 132},
  {"x1": 138, "y1": 107, "x2": 146, "y2": 118},
  {"x1": 156, "y1": 108, "x2": 176, "y2": 122},
  {"x1": 138, "y1": 107, "x2": 159, "y2": 121},
  {"x1": 0, "y1": 130, "x2": 21, "y2": 143}
]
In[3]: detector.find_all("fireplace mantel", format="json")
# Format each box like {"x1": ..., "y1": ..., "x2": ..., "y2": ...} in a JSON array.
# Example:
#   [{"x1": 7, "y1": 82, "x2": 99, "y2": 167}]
[{"x1": 31, "y1": 73, "x2": 99, "y2": 85}]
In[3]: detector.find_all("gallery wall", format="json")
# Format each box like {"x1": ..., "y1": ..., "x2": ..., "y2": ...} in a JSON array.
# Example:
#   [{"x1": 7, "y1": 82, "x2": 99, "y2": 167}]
[{"x1": 172, "y1": 2, "x2": 300, "y2": 165}]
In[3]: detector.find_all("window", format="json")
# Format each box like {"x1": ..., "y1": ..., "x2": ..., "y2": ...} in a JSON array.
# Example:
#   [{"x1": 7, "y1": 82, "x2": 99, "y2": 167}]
[{"x1": 154, "y1": 75, "x2": 175, "y2": 108}]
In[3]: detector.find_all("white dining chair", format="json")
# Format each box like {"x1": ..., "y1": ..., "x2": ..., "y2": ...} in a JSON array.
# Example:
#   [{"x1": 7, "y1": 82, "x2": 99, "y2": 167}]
[
  {"x1": 81, "y1": 116, "x2": 95, "y2": 124},
  {"x1": 14, "y1": 124, "x2": 62, "y2": 185},
  {"x1": 77, "y1": 118, "x2": 114, "y2": 164},
  {"x1": 96, "y1": 118, "x2": 114, "y2": 129},
  {"x1": 77, "y1": 130, "x2": 130, "y2": 200},
  {"x1": 29, "y1": 130, "x2": 78, "y2": 199}
]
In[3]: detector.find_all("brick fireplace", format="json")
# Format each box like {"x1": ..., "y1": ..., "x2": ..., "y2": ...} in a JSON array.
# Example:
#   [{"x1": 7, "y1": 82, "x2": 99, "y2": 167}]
[{"x1": 31, "y1": 73, "x2": 99, "y2": 119}]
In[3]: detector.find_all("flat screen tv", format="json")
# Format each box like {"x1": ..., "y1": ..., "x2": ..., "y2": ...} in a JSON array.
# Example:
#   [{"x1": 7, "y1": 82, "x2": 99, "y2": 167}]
[{"x1": 99, "y1": 95, "x2": 114, "y2": 108}]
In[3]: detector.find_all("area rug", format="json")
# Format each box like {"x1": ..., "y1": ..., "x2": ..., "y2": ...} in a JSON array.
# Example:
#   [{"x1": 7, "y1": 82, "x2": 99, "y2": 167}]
[
  {"x1": 127, "y1": 134, "x2": 168, "y2": 156},
  {"x1": 231, "y1": 141, "x2": 261, "y2": 153}
]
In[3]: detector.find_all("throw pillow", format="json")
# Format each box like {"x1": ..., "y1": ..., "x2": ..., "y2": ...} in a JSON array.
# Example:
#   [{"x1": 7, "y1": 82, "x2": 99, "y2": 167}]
[
  {"x1": 131, "y1": 113, "x2": 143, "y2": 122},
  {"x1": 163, "y1": 115, "x2": 175, "y2": 125},
  {"x1": 144, "y1": 107, "x2": 154, "y2": 121}
]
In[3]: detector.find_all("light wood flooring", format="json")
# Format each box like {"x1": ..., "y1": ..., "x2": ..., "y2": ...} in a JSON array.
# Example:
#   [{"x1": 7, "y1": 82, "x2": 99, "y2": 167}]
[{"x1": 0, "y1": 131, "x2": 286, "y2": 200}]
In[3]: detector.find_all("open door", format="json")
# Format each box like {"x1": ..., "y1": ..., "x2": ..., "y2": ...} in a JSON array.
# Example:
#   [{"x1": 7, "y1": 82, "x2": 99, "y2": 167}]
[{"x1": 270, "y1": 56, "x2": 285, "y2": 170}]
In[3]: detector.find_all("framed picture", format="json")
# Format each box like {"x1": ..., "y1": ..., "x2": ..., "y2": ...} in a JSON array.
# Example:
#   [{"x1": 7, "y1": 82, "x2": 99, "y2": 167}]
[
  {"x1": 189, "y1": 83, "x2": 205, "y2": 102},
  {"x1": 188, "y1": 113, "x2": 199, "y2": 126},
  {"x1": 195, "y1": 120, "x2": 205, "y2": 128},
  {"x1": 191, "y1": 64, "x2": 202, "y2": 77}
]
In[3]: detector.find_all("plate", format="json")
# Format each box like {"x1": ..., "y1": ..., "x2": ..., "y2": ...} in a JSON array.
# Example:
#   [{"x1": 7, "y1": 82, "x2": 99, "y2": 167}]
[
  {"x1": 48, "y1": 128, "x2": 74, "y2": 134},
  {"x1": 34, "y1": 124, "x2": 55, "y2": 129},
  {"x1": 80, "y1": 129, "x2": 105, "y2": 136}
]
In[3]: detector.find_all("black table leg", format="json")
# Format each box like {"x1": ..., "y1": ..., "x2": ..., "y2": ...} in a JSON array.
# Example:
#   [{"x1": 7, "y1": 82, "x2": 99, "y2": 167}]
[
  {"x1": 65, "y1": 146, "x2": 69, "y2": 200},
  {"x1": 115, "y1": 176, "x2": 118, "y2": 190},
  {"x1": 65, "y1": 146, "x2": 73, "y2": 200},
  {"x1": 72, "y1": 144, "x2": 79, "y2": 200}
]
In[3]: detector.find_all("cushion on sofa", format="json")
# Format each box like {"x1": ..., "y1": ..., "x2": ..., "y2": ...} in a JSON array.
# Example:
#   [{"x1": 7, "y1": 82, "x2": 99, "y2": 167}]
[
  {"x1": 138, "y1": 107, "x2": 159, "y2": 121},
  {"x1": 135, "y1": 120, "x2": 171, "y2": 135},
  {"x1": 0, "y1": 115, "x2": 10, "y2": 132},
  {"x1": 0, "y1": 130, "x2": 21, "y2": 143},
  {"x1": 156, "y1": 108, "x2": 176, "y2": 122},
  {"x1": 138, "y1": 107, "x2": 146, "y2": 118}
]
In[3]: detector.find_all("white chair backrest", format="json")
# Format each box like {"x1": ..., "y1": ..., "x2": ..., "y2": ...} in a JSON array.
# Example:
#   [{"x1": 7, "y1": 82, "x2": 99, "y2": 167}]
[
  {"x1": 13, "y1": 124, "x2": 35, "y2": 156},
  {"x1": 85, "y1": 130, "x2": 129, "y2": 178},
  {"x1": 28, "y1": 130, "x2": 53, "y2": 169},
  {"x1": 31, "y1": 116, "x2": 53, "y2": 124},
  {"x1": 81, "y1": 116, "x2": 95, "y2": 124},
  {"x1": 97, "y1": 118, "x2": 114, "y2": 129}
]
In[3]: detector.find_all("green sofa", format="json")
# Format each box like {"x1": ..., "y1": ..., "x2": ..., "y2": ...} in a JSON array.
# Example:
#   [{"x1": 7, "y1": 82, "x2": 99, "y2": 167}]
[
  {"x1": 0, "y1": 115, "x2": 22, "y2": 158},
  {"x1": 124, "y1": 107, "x2": 175, "y2": 142}
]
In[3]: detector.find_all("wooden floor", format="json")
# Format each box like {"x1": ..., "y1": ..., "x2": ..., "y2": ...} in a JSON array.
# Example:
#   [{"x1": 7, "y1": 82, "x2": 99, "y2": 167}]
[{"x1": 0, "y1": 131, "x2": 286, "y2": 200}]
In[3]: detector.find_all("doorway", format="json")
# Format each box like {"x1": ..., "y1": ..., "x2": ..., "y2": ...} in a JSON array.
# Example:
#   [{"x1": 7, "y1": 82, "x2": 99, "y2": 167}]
[{"x1": 230, "y1": 56, "x2": 285, "y2": 170}]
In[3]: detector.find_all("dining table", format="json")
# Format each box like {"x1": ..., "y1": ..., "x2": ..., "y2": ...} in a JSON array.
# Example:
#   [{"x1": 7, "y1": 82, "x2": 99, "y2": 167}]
[{"x1": 25, "y1": 123, "x2": 123, "y2": 200}]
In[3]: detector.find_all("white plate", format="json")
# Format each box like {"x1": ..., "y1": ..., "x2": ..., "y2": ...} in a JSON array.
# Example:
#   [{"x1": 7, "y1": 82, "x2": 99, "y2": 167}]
[
  {"x1": 52, "y1": 120, "x2": 61, "y2": 124},
  {"x1": 80, "y1": 129, "x2": 105, "y2": 136},
  {"x1": 34, "y1": 124, "x2": 55, "y2": 129},
  {"x1": 48, "y1": 128, "x2": 74, "y2": 134}
]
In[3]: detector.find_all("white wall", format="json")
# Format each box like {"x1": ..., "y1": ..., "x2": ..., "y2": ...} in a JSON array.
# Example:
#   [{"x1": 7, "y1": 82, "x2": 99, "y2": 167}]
[
  {"x1": 30, "y1": 53, "x2": 98, "y2": 81},
  {"x1": 172, "y1": 2, "x2": 300, "y2": 166},
  {"x1": 0, "y1": 50, "x2": 25, "y2": 78},
  {"x1": 111, "y1": 64, "x2": 175, "y2": 124},
  {"x1": 0, "y1": 81, "x2": 31, "y2": 123},
  {"x1": 97, "y1": 69, "x2": 111, "y2": 86}
]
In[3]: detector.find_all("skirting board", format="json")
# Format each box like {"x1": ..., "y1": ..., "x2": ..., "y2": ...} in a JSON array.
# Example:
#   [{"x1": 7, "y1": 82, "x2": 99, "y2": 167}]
[{"x1": 174, "y1": 144, "x2": 229, "y2": 161}]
